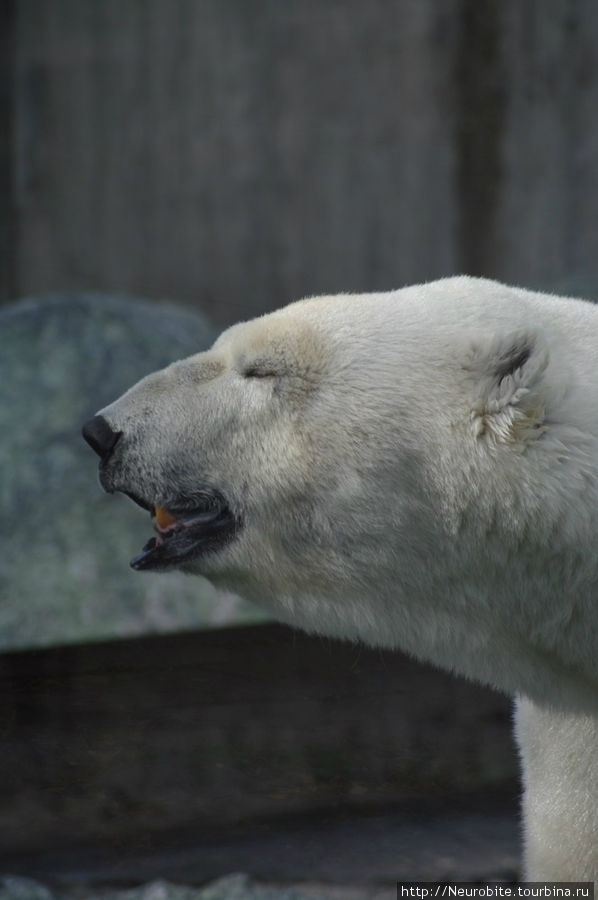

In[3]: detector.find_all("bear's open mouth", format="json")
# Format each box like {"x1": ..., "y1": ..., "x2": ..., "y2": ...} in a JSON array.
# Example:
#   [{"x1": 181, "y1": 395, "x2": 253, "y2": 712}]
[{"x1": 127, "y1": 490, "x2": 237, "y2": 571}]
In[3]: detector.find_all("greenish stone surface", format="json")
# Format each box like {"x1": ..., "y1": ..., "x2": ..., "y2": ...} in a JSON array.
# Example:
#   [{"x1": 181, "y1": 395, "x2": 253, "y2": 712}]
[
  {"x1": 0, "y1": 294, "x2": 268, "y2": 651},
  {"x1": 0, "y1": 876, "x2": 333, "y2": 900},
  {"x1": 0, "y1": 876, "x2": 56, "y2": 900}
]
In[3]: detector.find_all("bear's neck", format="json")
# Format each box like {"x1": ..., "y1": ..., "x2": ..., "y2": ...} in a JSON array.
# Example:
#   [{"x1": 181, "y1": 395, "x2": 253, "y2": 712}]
[{"x1": 515, "y1": 696, "x2": 598, "y2": 881}]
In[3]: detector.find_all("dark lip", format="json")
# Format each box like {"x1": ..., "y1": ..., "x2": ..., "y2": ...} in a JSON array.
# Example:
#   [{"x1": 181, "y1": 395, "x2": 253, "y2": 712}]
[{"x1": 128, "y1": 491, "x2": 238, "y2": 571}]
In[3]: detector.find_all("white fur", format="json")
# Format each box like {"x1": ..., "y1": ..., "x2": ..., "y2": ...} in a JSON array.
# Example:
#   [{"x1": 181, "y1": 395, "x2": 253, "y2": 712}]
[
  {"x1": 515, "y1": 697, "x2": 598, "y2": 879},
  {"x1": 98, "y1": 277, "x2": 598, "y2": 880}
]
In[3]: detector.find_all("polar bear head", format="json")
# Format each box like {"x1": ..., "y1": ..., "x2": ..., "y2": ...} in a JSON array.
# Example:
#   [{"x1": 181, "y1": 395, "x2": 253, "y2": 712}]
[{"x1": 83, "y1": 277, "x2": 598, "y2": 710}]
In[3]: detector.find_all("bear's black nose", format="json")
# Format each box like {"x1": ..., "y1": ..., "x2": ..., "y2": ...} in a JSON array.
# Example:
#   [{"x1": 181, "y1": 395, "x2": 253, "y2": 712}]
[{"x1": 82, "y1": 415, "x2": 121, "y2": 459}]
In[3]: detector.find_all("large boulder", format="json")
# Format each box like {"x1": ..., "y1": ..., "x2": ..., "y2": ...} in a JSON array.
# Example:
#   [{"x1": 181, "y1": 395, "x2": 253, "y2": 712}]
[{"x1": 0, "y1": 294, "x2": 267, "y2": 651}]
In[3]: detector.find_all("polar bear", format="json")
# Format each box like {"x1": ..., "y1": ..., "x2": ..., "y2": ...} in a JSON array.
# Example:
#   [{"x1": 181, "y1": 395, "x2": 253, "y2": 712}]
[{"x1": 83, "y1": 276, "x2": 598, "y2": 880}]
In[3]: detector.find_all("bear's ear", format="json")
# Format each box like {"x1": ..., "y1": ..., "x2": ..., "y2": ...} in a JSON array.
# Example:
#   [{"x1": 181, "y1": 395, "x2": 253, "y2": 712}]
[{"x1": 464, "y1": 330, "x2": 549, "y2": 443}]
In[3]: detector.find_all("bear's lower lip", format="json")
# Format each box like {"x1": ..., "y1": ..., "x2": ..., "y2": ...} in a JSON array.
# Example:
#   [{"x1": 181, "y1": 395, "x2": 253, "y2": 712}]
[{"x1": 128, "y1": 495, "x2": 238, "y2": 571}]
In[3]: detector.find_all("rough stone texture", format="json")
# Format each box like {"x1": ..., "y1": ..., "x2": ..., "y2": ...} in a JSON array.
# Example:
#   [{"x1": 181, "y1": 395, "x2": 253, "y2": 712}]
[
  {"x1": 0, "y1": 876, "x2": 55, "y2": 900},
  {"x1": 0, "y1": 293, "x2": 267, "y2": 650},
  {"x1": 0, "y1": 875, "x2": 336, "y2": 900}
]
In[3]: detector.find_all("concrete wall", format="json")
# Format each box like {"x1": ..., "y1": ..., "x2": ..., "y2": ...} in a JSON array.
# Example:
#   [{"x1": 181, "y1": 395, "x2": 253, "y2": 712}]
[
  {"x1": 0, "y1": 624, "x2": 518, "y2": 881},
  {"x1": 3, "y1": 0, "x2": 597, "y2": 327}
]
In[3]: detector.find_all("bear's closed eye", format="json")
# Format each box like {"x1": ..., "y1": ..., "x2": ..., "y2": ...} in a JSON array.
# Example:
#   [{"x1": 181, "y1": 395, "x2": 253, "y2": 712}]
[{"x1": 243, "y1": 363, "x2": 277, "y2": 378}]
